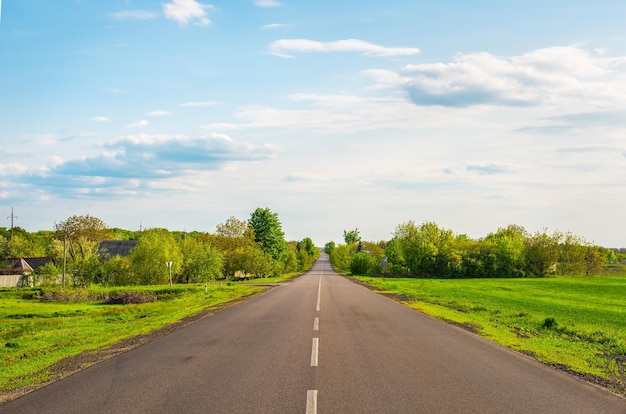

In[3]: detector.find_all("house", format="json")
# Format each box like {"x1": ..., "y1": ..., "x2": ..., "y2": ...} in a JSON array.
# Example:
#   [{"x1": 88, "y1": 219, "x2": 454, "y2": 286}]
[
  {"x1": 2, "y1": 257, "x2": 55, "y2": 274},
  {"x1": 1, "y1": 257, "x2": 55, "y2": 287},
  {"x1": 98, "y1": 240, "x2": 138, "y2": 258}
]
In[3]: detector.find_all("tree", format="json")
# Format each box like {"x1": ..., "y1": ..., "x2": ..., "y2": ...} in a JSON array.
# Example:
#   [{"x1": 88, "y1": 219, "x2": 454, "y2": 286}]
[
  {"x1": 228, "y1": 245, "x2": 279, "y2": 278},
  {"x1": 388, "y1": 221, "x2": 456, "y2": 277},
  {"x1": 213, "y1": 217, "x2": 257, "y2": 278},
  {"x1": 216, "y1": 216, "x2": 252, "y2": 240},
  {"x1": 343, "y1": 229, "x2": 361, "y2": 245},
  {"x1": 524, "y1": 229, "x2": 560, "y2": 277},
  {"x1": 130, "y1": 228, "x2": 183, "y2": 285},
  {"x1": 329, "y1": 243, "x2": 357, "y2": 273},
  {"x1": 324, "y1": 241, "x2": 336, "y2": 255},
  {"x1": 557, "y1": 232, "x2": 586, "y2": 275},
  {"x1": 584, "y1": 245, "x2": 604, "y2": 276},
  {"x1": 5, "y1": 233, "x2": 48, "y2": 258},
  {"x1": 53, "y1": 214, "x2": 112, "y2": 243},
  {"x1": 350, "y1": 252, "x2": 373, "y2": 275},
  {"x1": 485, "y1": 225, "x2": 528, "y2": 278},
  {"x1": 180, "y1": 236, "x2": 223, "y2": 283},
  {"x1": 248, "y1": 208, "x2": 288, "y2": 263}
]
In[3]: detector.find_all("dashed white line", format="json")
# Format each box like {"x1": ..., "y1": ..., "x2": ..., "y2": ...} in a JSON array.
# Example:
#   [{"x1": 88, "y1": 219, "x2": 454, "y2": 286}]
[
  {"x1": 313, "y1": 317, "x2": 319, "y2": 331},
  {"x1": 316, "y1": 280, "x2": 321, "y2": 312},
  {"x1": 311, "y1": 338, "x2": 319, "y2": 366},
  {"x1": 306, "y1": 390, "x2": 318, "y2": 414}
]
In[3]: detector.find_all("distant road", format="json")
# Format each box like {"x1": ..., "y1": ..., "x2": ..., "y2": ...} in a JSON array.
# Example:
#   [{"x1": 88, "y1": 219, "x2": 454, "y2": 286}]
[{"x1": 2, "y1": 254, "x2": 625, "y2": 413}]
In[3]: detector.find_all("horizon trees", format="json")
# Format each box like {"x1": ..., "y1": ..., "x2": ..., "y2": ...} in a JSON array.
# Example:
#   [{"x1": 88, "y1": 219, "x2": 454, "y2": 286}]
[
  {"x1": 328, "y1": 221, "x2": 614, "y2": 278},
  {"x1": 2, "y1": 208, "x2": 318, "y2": 287}
]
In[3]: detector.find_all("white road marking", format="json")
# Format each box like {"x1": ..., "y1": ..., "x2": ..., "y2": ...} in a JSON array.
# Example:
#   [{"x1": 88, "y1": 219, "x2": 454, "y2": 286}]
[
  {"x1": 306, "y1": 390, "x2": 318, "y2": 414},
  {"x1": 313, "y1": 317, "x2": 319, "y2": 331},
  {"x1": 311, "y1": 338, "x2": 319, "y2": 366},
  {"x1": 316, "y1": 280, "x2": 321, "y2": 312}
]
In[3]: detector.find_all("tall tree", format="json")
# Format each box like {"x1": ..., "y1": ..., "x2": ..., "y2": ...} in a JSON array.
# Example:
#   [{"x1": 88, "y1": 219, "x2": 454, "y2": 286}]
[
  {"x1": 54, "y1": 214, "x2": 112, "y2": 242},
  {"x1": 180, "y1": 235, "x2": 223, "y2": 283},
  {"x1": 248, "y1": 208, "x2": 288, "y2": 263},
  {"x1": 130, "y1": 228, "x2": 183, "y2": 285},
  {"x1": 343, "y1": 229, "x2": 361, "y2": 245}
]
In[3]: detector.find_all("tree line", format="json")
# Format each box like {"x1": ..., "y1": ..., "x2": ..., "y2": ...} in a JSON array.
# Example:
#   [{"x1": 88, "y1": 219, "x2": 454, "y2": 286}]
[
  {"x1": 327, "y1": 222, "x2": 623, "y2": 278},
  {"x1": 0, "y1": 208, "x2": 319, "y2": 287}
]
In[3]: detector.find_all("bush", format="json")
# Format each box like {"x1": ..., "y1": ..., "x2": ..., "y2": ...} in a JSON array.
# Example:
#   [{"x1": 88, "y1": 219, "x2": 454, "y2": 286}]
[
  {"x1": 105, "y1": 291, "x2": 157, "y2": 304},
  {"x1": 542, "y1": 317, "x2": 558, "y2": 330},
  {"x1": 350, "y1": 252, "x2": 373, "y2": 275}
]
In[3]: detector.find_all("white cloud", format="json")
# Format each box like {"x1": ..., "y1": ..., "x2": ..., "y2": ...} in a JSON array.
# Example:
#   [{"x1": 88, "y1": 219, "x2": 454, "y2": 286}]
[
  {"x1": 0, "y1": 163, "x2": 28, "y2": 176},
  {"x1": 163, "y1": 0, "x2": 214, "y2": 26},
  {"x1": 202, "y1": 93, "x2": 452, "y2": 132},
  {"x1": 14, "y1": 133, "x2": 281, "y2": 198},
  {"x1": 109, "y1": 10, "x2": 158, "y2": 21},
  {"x1": 269, "y1": 38, "x2": 420, "y2": 58},
  {"x1": 397, "y1": 46, "x2": 626, "y2": 108},
  {"x1": 146, "y1": 110, "x2": 172, "y2": 116},
  {"x1": 90, "y1": 116, "x2": 111, "y2": 122},
  {"x1": 254, "y1": 0, "x2": 281, "y2": 7},
  {"x1": 126, "y1": 120, "x2": 149, "y2": 128},
  {"x1": 261, "y1": 23, "x2": 291, "y2": 30},
  {"x1": 180, "y1": 101, "x2": 217, "y2": 107}
]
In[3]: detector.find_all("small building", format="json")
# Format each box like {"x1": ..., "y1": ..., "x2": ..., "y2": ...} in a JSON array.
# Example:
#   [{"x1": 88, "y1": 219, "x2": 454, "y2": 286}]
[
  {"x1": 1, "y1": 257, "x2": 56, "y2": 287},
  {"x1": 98, "y1": 240, "x2": 138, "y2": 258}
]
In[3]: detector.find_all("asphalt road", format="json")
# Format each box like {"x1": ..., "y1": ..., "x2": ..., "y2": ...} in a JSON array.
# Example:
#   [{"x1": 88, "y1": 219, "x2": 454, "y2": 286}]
[{"x1": 2, "y1": 254, "x2": 625, "y2": 413}]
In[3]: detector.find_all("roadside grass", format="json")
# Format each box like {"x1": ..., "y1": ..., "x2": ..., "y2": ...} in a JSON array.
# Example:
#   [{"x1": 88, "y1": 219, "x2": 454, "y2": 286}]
[
  {"x1": 352, "y1": 275, "x2": 626, "y2": 394},
  {"x1": 0, "y1": 283, "x2": 263, "y2": 394}
]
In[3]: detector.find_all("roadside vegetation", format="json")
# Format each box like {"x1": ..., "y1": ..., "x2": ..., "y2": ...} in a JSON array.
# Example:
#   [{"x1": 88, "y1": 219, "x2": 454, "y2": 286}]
[
  {"x1": 0, "y1": 207, "x2": 318, "y2": 398},
  {"x1": 327, "y1": 223, "x2": 622, "y2": 278},
  {"x1": 1, "y1": 208, "x2": 318, "y2": 287},
  {"x1": 326, "y1": 222, "x2": 626, "y2": 394}
]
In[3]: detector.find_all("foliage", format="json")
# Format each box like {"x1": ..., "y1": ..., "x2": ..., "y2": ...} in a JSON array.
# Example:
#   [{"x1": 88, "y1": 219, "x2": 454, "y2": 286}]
[
  {"x1": 53, "y1": 214, "x2": 112, "y2": 243},
  {"x1": 227, "y1": 245, "x2": 279, "y2": 278},
  {"x1": 329, "y1": 243, "x2": 357, "y2": 273},
  {"x1": 343, "y1": 228, "x2": 361, "y2": 244},
  {"x1": 350, "y1": 252, "x2": 373, "y2": 274},
  {"x1": 33, "y1": 263, "x2": 61, "y2": 287},
  {"x1": 180, "y1": 235, "x2": 223, "y2": 283},
  {"x1": 324, "y1": 241, "x2": 336, "y2": 255},
  {"x1": 130, "y1": 228, "x2": 183, "y2": 285},
  {"x1": 248, "y1": 208, "x2": 288, "y2": 263},
  {"x1": 384, "y1": 221, "x2": 607, "y2": 279}
]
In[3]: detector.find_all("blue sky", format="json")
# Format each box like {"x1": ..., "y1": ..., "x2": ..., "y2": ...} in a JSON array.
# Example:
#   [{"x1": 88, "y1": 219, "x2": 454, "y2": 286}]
[{"x1": 1, "y1": 0, "x2": 626, "y2": 247}]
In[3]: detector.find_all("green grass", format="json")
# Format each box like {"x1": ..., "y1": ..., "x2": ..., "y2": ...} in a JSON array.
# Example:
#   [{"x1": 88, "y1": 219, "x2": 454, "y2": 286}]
[
  {"x1": 0, "y1": 283, "x2": 263, "y2": 394},
  {"x1": 353, "y1": 275, "x2": 626, "y2": 394}
]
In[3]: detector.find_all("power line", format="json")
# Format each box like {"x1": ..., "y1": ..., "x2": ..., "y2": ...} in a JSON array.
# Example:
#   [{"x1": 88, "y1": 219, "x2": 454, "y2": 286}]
[{"x1": 7, "y1": 207, "x2": 17, "y2": 238}]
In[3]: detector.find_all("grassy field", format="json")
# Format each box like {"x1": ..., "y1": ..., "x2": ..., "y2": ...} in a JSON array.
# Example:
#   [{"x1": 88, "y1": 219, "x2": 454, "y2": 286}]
[
  {"x1": 0, "y1": 281, "x2": 269, "y2": 396},
  {"x1": 353, "y1": 275, "x2": 626, "y2": 394}
]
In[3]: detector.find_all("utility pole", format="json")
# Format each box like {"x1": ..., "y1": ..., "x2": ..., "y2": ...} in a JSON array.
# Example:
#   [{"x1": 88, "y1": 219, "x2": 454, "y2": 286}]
[{"x1": 7, "y1": 207, "x2": 17, "y2": 239}]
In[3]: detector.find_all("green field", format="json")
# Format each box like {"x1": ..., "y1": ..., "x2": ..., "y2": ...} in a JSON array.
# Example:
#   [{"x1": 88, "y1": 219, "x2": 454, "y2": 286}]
[
  {"x1": 0, "y1": 282, "x2": 267, "y2": 397},
  {"x1": 353, "y1": 275, "x2": 626, "y2": 394}
]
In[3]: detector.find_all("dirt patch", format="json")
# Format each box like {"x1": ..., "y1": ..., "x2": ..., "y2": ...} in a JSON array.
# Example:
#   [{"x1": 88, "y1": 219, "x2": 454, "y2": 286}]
[{"x1": 0, "y1": 290, "x2": 264, "y2": 405}]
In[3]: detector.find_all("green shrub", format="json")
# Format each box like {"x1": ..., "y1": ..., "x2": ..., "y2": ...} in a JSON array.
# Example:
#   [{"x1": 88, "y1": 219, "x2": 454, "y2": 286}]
[
  {"x1": 350, "y1": 252, "x2": 373, "y2": 275},
  {"x1": 542, "y1": 317, "x2": 558, "y2": 330}
]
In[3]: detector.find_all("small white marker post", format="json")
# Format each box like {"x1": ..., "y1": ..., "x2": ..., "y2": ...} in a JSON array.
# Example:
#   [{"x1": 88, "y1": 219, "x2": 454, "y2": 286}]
[{"x1": 166, "y1": 261, "x2": 173, "y2": 287}]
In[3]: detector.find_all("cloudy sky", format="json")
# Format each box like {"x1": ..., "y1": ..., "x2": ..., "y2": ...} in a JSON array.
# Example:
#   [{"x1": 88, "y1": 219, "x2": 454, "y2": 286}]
[{"x1": 1, "y1": 1, "x2": 626, "y2": 247}]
